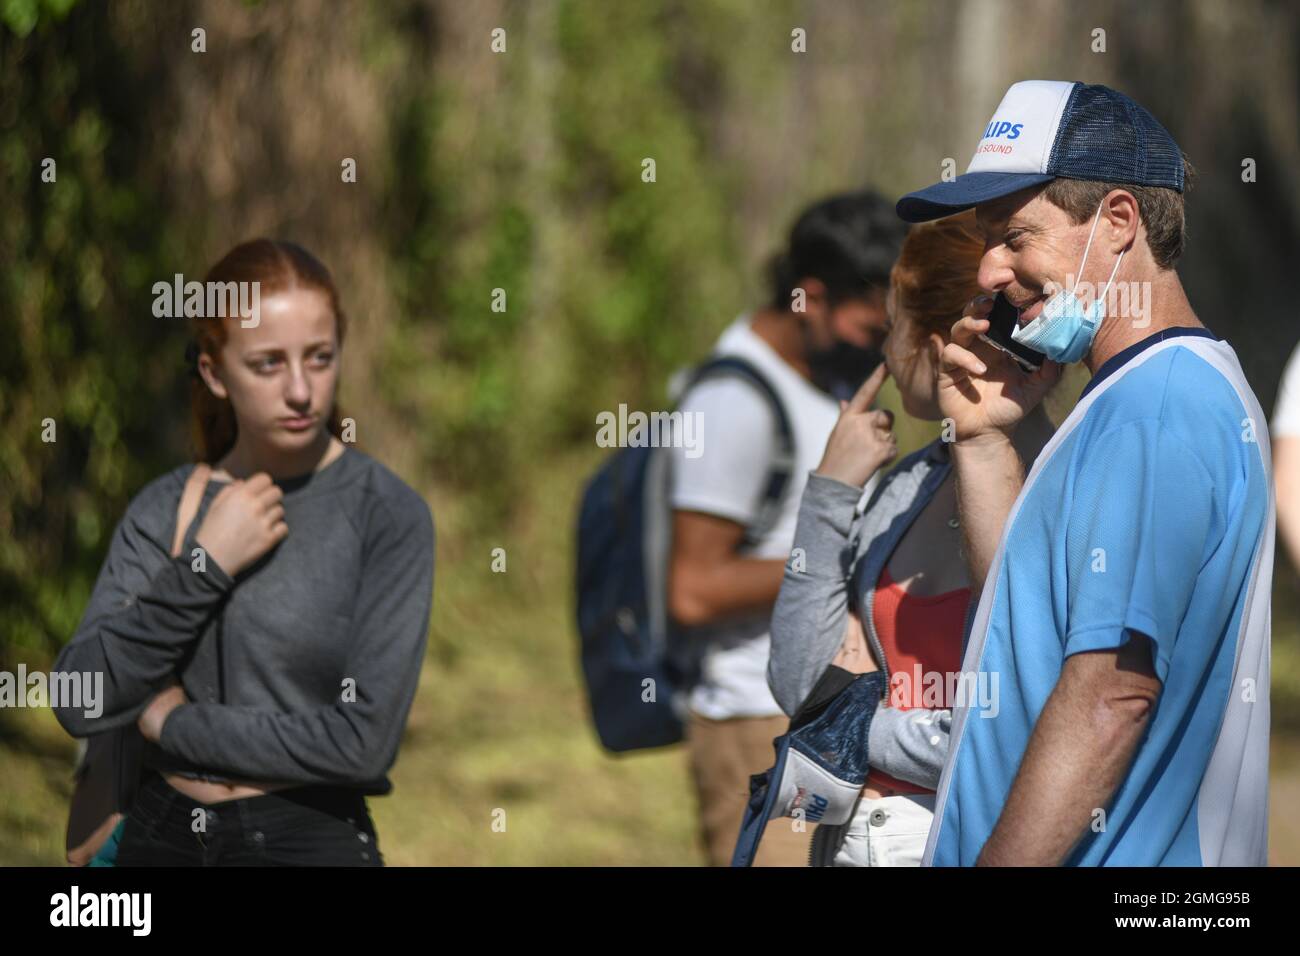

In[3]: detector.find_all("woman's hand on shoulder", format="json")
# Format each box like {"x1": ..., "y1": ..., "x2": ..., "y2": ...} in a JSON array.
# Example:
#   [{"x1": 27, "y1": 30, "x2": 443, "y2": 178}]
[{"x1": 194, "y1": 473, "x2": 289, "y2": 577}]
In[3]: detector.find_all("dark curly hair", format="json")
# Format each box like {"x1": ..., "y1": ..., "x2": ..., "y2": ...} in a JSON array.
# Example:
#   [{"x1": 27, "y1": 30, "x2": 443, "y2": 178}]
[{"x1": 767, "y1": 189, "x2": 910, "y2": 310}]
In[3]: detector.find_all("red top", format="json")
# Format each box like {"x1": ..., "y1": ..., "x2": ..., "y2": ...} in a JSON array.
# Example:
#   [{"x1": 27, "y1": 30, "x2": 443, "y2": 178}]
[{"x1": 865, "y1": 566, "x2": 971, "y2": 795}]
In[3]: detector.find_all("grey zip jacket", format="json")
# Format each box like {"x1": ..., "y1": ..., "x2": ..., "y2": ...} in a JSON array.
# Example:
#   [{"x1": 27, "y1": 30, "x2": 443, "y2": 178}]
[{"x1": 767, "y1": 438, "x2": 973, "y2": 790}]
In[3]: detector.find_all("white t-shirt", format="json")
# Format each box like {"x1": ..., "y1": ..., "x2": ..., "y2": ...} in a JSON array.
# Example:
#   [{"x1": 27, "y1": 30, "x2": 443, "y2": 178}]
[
  {"x1": 669, "y1": 315, "x2": 875, "y2": 720},
  {"x1": 1273, "y1": 341, "x2": 1300, "y2": 437}
]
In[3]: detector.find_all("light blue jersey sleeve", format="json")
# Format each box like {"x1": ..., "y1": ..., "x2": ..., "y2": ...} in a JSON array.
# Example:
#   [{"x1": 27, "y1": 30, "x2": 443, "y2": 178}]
[{"x1": 1061, "y1": 418, "x2": 1217, "y2": 683}]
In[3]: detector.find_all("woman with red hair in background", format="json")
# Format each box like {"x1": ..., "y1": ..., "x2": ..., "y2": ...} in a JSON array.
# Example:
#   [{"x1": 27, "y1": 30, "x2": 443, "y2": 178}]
[{"x1": 767, "y1": 212, "x2": 1054, "y2": 865}]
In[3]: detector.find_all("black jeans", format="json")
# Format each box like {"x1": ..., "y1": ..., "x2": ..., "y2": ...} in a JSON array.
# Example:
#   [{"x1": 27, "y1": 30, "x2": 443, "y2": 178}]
[{"x1": 116, "y1": 772, "x2": 383, "y2": 866}]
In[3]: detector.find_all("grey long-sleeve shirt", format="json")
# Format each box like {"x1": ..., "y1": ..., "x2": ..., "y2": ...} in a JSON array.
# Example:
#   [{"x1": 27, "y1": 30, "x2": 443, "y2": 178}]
[
  {"x1": 768, "y1": 444, "x2": 961, "y2": 790},
  {"x1": 52, "y1": 448, "x2": 435, "y2": 795}
]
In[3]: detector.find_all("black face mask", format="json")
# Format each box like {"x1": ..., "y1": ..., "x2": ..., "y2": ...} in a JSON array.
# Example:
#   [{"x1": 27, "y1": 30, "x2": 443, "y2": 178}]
[{"x1": 808, "y1": 339, "x2": 883, "y2": 401}]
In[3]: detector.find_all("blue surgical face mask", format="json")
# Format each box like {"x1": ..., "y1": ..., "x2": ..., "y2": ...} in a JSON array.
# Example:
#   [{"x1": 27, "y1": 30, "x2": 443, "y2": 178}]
[{"x1": 1010, "y1": 200, "x2": 1125, "y2": 364}]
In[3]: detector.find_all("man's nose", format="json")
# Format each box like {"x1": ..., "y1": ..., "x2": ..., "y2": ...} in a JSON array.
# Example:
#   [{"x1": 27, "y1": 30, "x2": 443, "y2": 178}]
[{"x1": 978, "y1": 248, "x2": 1014, "y2": 295}]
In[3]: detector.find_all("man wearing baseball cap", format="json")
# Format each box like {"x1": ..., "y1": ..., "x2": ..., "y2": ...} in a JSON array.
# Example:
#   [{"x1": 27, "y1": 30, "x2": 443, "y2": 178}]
[{"x1": 900, "y1": 81, "x2": 1273, "y2": 866}]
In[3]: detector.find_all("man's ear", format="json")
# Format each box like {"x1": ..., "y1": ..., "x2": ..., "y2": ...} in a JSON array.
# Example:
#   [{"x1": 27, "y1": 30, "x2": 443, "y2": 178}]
[
  {"x1": 197, "y1": 353, "x2": 228, "y2": 401},
  {"x1": 1103, "y1": 188, "x2": 1140, "y2": 254}
]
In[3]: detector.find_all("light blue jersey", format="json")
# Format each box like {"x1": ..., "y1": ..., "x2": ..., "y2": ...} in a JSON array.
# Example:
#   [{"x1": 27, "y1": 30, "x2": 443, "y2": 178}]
[{"x1": 925, "y1": 328, "x2": 1273, "y2": 866}]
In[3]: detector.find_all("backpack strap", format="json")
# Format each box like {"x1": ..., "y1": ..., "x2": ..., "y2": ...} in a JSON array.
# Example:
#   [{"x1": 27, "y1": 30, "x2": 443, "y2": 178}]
[
  {"x1": 171, "y1": 463, "x2": 212, "y2": 558},
  {"x1": 681, "y1": 356, "x2": 796, "y2": 547}
]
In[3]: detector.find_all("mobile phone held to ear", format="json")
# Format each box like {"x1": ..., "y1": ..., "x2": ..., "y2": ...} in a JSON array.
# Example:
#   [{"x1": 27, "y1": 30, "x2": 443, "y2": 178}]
[{"x1": 977, "y1": 293, "x2": 1045, "y2": 373}]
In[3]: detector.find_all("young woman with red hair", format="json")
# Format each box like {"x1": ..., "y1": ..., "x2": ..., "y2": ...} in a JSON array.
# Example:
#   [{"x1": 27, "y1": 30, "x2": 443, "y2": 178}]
[
  {"x1": 55, "y1": 239, "x2": 435, "y2": 866},
  {"x1": 767, "y1": 212, "x2": 1054, "y2": 865}
]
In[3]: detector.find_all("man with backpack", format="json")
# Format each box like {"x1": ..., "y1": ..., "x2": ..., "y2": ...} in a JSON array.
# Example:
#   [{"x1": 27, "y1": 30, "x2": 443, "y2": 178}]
[{"x1": 667, "y1": 191, "x2": 907, "y2": 865}]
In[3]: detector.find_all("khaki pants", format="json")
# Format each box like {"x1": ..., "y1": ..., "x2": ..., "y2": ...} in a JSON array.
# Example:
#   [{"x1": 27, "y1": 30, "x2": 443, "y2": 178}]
[{"x1": 686, "y1": 711, "x2": 814, "y2": 867}]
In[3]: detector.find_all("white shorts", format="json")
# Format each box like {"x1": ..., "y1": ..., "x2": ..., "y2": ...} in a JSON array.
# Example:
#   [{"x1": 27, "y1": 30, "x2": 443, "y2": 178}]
[{"x1": 811, "y1": 792, "x2": 937, "y2": 867}]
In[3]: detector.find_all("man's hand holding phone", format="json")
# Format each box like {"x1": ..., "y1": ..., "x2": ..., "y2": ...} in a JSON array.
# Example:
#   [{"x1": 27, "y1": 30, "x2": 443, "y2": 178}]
[{"x1": 937, "y1": 297, "x2": 1062, "y2": 445}]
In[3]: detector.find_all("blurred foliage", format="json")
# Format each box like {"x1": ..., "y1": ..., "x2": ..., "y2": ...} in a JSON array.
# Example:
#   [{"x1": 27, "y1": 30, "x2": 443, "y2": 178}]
[
  {"x1": 0, "y1": 0, "x2": 195, "y2": 663},
  {"x1": 0, "y1": 0, "x2": 76, "y2": 39},
  {"x1": 380, "y1": 0, "x2": 748, "y2": 527}
]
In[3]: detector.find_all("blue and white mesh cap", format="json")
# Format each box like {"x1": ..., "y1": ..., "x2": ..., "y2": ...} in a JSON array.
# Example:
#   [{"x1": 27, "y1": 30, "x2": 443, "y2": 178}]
[{"x1": 896, "y1": 80, "x2": 1185, "y2": 223}]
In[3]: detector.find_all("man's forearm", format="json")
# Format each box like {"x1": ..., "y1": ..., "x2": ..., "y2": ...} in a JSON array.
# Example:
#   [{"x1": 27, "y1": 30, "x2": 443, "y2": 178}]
[
  {"x1": 672, "y1": 557, "x2": 787, "y2": 627},
  {"x1": 976, "y1": 647, "x2": 1158, "y2": 866},
  {"x1": 952, "y1": 432, "x2": 1026, "y2": 589}
]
